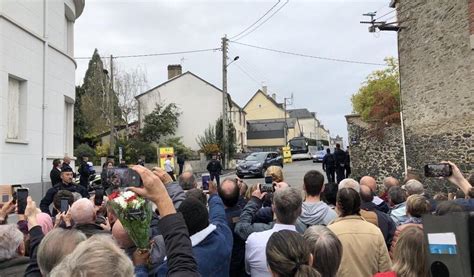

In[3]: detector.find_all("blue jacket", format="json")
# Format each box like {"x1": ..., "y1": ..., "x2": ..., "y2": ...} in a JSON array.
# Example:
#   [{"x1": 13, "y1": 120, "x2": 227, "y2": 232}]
[{"x1": 158, "y1": 194, "x2": 233, "y2": 276}]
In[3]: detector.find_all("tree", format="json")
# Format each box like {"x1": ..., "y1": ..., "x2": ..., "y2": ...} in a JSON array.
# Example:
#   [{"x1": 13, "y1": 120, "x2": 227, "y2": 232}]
[
  {"x1": 197, "y1": 117, "x2": 236, "y2": 158},
  {"x1": 351, "y1": 57, "x2": 400, "y2": 122},
  {"x1": 74, "y1": 86, "x2": 91, "y2": 147},
  {"x1": 74, "y1": 143, "x2": 96, "y2": 159},
  {"x1": 141, "y1": 103, "x2": 181, "y2": 143},
  {"x1": 216, "y1": 117, "x2": 237, "y2": 159},
  {"x1": 113, "y1": 64, "x2": 148, "y2": 140},
  {"x1": 80, "y1": 49, "x2": 123, "y2": 136}
]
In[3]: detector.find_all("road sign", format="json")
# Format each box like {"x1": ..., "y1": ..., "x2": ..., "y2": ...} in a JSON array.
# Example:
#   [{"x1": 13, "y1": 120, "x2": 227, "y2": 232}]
[
  {"x1": 282, "y1": 146, "x2": 292, "y2": 164},
  {"x1": 159, "y1": 147, "x2": 175, "y2": 170}
]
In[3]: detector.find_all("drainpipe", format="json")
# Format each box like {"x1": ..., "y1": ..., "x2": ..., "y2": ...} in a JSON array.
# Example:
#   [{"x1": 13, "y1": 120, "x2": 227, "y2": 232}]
[{"x1": 40, "y1": 0, "x2": 48, "y2": 196}]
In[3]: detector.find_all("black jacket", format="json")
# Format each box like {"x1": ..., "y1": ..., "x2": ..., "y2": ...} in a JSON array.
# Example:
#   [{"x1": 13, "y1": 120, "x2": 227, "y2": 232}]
[
  {"x1": 40, "y1": 182, "x2": 89, "y2": 216},
  {"x1": 74, "y1": 223, "x2": 109, "y2": 238},
  {"x1": 78, "y1": 162, "x2": 91, "y2": 186},
  {"x1": 158, "y1": 213, "x2": 199, "y2": 276},
  {"x1": 333, "y1": 149, "x2": 347, "y2": 168},
  {"x1": 225, "y1": 206, "x2": 249, "y2": 277},
  {"x1": 207, "y1": 160, "x2": 222, "y2": 174},
  {"x1": 0, "y1": 256, "x2": 29, "y2": 277},
  {"x1": 49, "y1": 168, "x2": 61, "y2": 186},
  {"x1": 322, "y1": 153, "x2": 336, "y2": 170},
  {"x1": 24, "y1": 225, "x2": 43, "y2": 277}
]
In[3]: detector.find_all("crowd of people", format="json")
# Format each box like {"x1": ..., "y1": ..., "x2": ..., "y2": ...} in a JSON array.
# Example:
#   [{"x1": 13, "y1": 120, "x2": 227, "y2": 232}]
[{"x1": 0, "y1": 155, "x2": 473, "y2": 277}]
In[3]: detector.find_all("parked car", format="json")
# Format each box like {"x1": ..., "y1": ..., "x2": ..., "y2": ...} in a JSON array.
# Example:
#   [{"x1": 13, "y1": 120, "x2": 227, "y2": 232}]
[
  {"x1": 312, "y1": 150, "x2": 325, "y2": 163},
  {"x1": 236, "y1": 152, "x2": 283, "y2": 178}
]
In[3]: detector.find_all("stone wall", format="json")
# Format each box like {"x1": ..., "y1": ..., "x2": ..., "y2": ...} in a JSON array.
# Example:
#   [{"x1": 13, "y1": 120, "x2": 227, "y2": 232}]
[
  {"x1": 346, "y1": 115, "x2": 404, "y2": 184},
  {"x1": 396, "y1": 0, "x2": 474, "y2": 192}
]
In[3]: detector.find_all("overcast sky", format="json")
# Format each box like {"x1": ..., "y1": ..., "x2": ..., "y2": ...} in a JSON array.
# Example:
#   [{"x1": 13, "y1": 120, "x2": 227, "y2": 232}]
[{"x1": 74, "y1": 0, "x2": 398, "y2": 144}]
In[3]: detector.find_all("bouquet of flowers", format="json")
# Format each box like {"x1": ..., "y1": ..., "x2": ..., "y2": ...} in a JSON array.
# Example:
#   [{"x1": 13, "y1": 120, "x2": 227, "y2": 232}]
[{"x1": 108, "y1": 190, "x2": 152, "y2": 250}]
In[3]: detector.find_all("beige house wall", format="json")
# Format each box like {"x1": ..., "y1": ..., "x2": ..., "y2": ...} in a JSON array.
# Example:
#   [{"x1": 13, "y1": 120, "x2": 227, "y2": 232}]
[
  {"x1": 247, "y1": 138, "x2": 286, "y2": 147},
  {"x1": 244, "y1": 91, "x2": 286, "y2": 120}
]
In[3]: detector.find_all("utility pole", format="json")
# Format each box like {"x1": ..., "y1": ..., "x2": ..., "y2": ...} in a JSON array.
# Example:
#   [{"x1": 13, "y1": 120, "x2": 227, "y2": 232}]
[
  {"x1": 221, "y1": 36, "x2": 228, "y2": 169},
  {"x1": 109, "y1": 54, "x2": 115, "y2": 157}
]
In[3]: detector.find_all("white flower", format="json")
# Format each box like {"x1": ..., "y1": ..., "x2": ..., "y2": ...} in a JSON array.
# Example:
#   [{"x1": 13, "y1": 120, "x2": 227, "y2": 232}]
[
  {"x1": 122, "y1": 191, "x2": 135, "y2": 200},
  {"x1": 115, "y1": 197, "x2": 127, "y2": 209},
  {"x1": 131, "y1": 199, "x2": 139, "y2": 208}
]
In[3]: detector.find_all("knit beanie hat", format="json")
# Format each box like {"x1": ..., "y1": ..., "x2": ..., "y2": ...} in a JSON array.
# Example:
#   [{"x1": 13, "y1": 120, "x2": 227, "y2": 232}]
[{"x1": 177, "y1": 197, "x2": 209, "y2": 236}]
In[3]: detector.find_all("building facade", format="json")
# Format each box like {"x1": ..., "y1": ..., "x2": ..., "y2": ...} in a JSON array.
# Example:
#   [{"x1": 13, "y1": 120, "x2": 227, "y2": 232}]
[
  {"x1": 136, "y1": 66, "x2": 247, "y2": 152},
  {"x1": 244, "y1": 88, "x2": 300, "y2": 150},
  {"x1": 395, "y1": 0, "x2": 474, "y2": 188},
  {"x1": 0, "y1": 0, "x2": 84, "y2": 198}
]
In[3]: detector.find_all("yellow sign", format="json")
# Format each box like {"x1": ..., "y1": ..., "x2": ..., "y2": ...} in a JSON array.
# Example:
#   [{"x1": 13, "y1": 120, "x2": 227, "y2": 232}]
[
  {"x1": 159, "y1": 147, "x2": 175, "y2": 170},
  {"x1": 282, "y1": 146, "x2": 292, "y2": 163}
]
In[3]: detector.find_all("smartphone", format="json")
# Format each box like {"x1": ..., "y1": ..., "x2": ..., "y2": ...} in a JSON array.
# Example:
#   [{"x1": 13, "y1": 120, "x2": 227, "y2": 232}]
[
  {"x1": 201, "y1": 174, "x2": 210, "y2": 191},
  {"x1": 94, "y1": 189, "x2": 104, "y2": 206},
  {"x1": 60, "y1": 198, "x2": 69, "y2": 213},
  {"x1": 424, "y1": 163, "x2": 453, "y2": 178},
  {"x1": 260, "y1": 176, "x2": 275, "y2": 193},
  {"x1": 16, "y1": 188, "x2": 28, "y2": 214},
  {"x1": 107, "y1": 168, "x2": 142, "y2": 187}
]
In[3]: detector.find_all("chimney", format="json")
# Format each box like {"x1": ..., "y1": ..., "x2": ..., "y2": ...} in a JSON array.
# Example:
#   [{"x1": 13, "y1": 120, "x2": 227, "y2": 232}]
[
  {"x1": 262, "y1": 85, "x2": 267, "y2": 94},
  {"x1": 167, "y1": 64, "x2": 182, "y2": 80},
  {"x1": 271, "y1": 93, "x2": 276, "y2": 100}
]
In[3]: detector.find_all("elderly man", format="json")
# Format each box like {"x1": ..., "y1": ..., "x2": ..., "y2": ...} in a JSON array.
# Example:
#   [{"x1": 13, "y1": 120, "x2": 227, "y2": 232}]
[
  {"x1": 112, "y1": 220, "x2": 135, "y2": 257},
  {"x1": 338, "y1": 178, "x2": 360, "y2": 192},
  {"x1": 0, "y1": 224, "x2": 28, "y2": 276},
  {"x1": 388, "y1": 186, "x2": 408, "y2": 225},
  {"x1": 70, "y1": 198, "x2": 109, "y2": 237},
  {"x1": 360, "y1": 176, "x2": 389, "y2": 213},
  {"x1": 236, "y1": 187, "x2": 303, "y2": 277},
  {"x1": 380, "y1": 177, "x2": 400, "y2": 202},
  {"x1": 178, "y1": 171, "x2": 197, "y2": 191},
  {"x1": 40, "y1": 167, "x2": 89, "y2": 216},
  {"x1": 61, "y1": 156, "x2": 76, "y2": 177}
]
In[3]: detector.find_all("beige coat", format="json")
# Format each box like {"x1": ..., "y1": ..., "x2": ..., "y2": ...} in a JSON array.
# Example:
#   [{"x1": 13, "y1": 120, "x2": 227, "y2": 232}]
[{"x1": 328, "y1": 215, "x2": 391, "y2": 277}]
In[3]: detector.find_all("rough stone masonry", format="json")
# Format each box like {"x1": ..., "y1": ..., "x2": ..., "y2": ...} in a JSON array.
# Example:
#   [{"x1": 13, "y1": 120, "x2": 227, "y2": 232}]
[{"x1": 347, "y1": 0, "x2": 474, "y2": 193}]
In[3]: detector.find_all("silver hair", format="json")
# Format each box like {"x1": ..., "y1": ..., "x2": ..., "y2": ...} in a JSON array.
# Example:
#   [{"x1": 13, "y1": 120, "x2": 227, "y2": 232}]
[
  {"x1": 71, "y1": 192, "x2": 82, "y2": 202},
  {"x1": 37, "y1": 228, "x2": 87, "y2": 275},
  {"x1": 272, "y1": 187, "x2": 303, "y2": 225},
  {"x1": 178, "y1": 171, "x2": 197, "y2": 190},
  {"x1": 70, "y1": 198, "x2": 95, "y2": 224},
  {"x1": 304, "y1": 225, "x2": 343, "y2": 277},
  {"x1": 50, "y1": 234, "x2": 134, "y2": 277},
  {"x1": 0, "y1": 224, "x2": 24, "y2": 261},
  {"x1": 338, "y1": 178, "x2": 360, "y2": 193}
]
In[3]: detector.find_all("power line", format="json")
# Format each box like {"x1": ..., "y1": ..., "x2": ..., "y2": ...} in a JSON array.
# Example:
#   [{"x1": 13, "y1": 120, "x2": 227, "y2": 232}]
[
  {"x1": 230, "y1": 41, "x2": 386, "y2": 66},
  {"x1": 74, "y1": 47, "x2": 220, "y2": 60},
  {"x1": 233, "y1": 0, "x2": 289, "y2": 42},
  {"x1": 233, "y1": 63, "x2": 262, "y2": 86},
  {"x1": 229, "y1": 0, "x2": 281, "y2": 40}
]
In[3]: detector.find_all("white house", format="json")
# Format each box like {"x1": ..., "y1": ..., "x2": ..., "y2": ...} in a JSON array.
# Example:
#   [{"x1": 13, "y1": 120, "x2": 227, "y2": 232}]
[
  {"x1": 0, "y1": 1, "x2": 85, "y2": 198},
  {"x1": 136, "y1": 65, "x2": 247, "y2": 152},
  {"x1": 288, "y1": 108, "x2": 330, "y2": 141}
]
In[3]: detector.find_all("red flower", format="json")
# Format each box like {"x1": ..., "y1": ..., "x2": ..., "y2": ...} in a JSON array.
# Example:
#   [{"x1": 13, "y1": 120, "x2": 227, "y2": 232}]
[
  {"x1": 108, "y1": 191, "x2": 120, "y2": 200},
  {"x1": 125, "y1": 194, "x2": 137, "y2": 203}
]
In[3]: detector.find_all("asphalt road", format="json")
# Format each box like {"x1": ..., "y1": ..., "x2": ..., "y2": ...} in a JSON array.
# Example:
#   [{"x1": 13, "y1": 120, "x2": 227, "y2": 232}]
[{"x1": 224, "y1": 159, "x2": 326, "y2": 191}]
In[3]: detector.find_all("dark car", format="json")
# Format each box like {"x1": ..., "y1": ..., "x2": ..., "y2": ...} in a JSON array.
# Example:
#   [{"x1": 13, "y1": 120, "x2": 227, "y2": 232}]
[{"x1": 236, "y1": 152, "x2": 283, "y2": 178}]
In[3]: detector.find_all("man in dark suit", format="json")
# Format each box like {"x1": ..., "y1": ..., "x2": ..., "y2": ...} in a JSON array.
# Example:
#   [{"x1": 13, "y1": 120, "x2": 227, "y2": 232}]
[
  {"x1": 50, "y1": 159, "x2": 62, "y2": 186},
  {"x1": 333, "y1": 143, "x2": 347, "y2": 184}
]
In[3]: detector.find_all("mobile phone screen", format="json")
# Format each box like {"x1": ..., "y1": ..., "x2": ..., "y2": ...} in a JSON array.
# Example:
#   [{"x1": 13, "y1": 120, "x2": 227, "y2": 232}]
[
  {"x1": 94, "y1": 189, "x2": 104, "y2": 206},
  {"x1": 108, "y1": 168, "x2": 142, "y2": 187},
  {"x1": 17, "y1": 189, "x2": 28, "y2": 214},
  {"x1": 60, "y1": 199, "x2": 69, "y2": 213},
  {"x1": 264, "y1": 176, "x2": 273, "y2": 184}
]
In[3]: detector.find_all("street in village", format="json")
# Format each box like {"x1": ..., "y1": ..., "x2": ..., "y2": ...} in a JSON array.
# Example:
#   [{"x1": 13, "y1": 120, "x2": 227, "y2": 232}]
[{"x1": 225, "y1": 160, "x2": 325, "y2": 192}]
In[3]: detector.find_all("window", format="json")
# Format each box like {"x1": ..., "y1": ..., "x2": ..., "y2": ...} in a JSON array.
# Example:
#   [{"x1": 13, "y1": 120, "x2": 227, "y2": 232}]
[
  {"x1": 6, "y1": 76, "x2": 27, "y2": 141},
  {"x1": 64, "y1": 98, "x2": 74, "y2": 156}
]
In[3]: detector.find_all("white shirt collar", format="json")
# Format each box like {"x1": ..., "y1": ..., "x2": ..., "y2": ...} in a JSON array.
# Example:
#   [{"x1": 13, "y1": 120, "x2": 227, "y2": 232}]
[{"x1": 272, "y1": 223, "x2": 296, "y2": 232}]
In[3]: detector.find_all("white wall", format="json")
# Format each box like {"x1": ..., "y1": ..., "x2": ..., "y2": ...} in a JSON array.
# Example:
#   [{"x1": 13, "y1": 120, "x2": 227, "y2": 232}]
[
  {"x1": 0, "y1": 1, "x2": 81, "y2": 195},
  {"x1": 138, "y1": 73, "x2": 224, "y2": 150}
]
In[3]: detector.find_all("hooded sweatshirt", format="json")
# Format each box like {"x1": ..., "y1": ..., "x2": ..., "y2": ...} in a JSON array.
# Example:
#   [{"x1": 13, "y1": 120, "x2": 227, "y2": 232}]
[{"x1": 296, "y1": 201, "x2": 337, "y2": 232}]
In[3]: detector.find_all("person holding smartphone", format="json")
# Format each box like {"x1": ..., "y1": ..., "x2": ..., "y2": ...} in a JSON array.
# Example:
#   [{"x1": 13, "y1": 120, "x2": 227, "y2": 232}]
[{"x1": 40, "y1": 167, "x2": 89, "y2": 216}]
